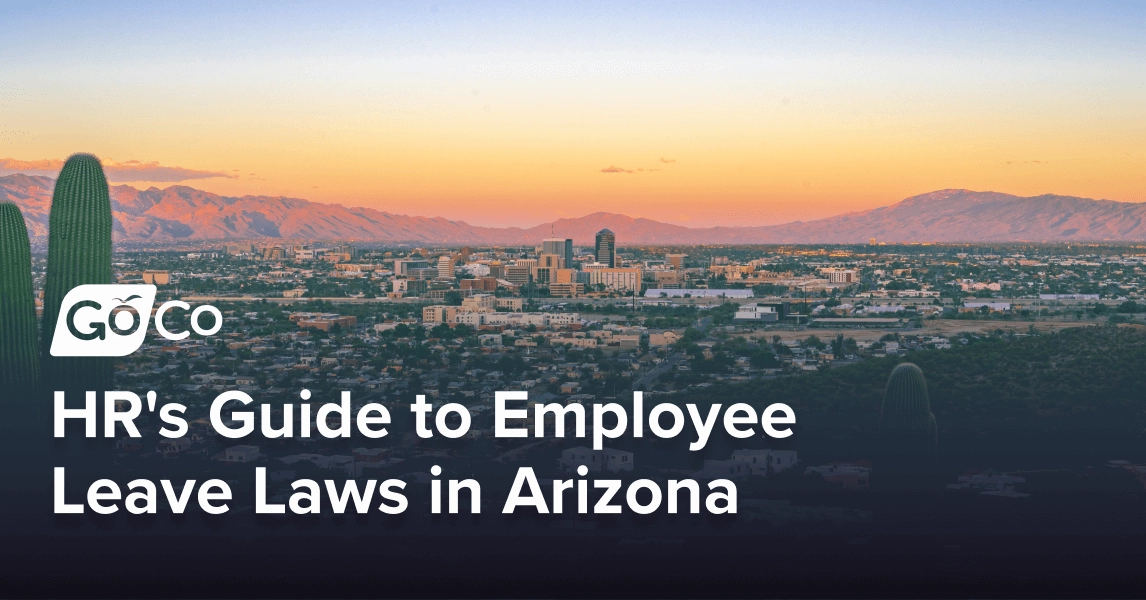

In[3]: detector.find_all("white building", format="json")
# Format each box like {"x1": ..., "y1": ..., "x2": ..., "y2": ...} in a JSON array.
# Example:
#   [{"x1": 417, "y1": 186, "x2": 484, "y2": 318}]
[
  {"x1": 587, "y1": 268, "x2": 642, "y2": 293},
  {"x1": 437, "y1": 255, "x2": 455, "y2": 279},
  {"x1": 456, "y1": 312, "x2": 579, "y2": 328},
  {"x1": 734, "y1": 303, "x2": 780, "y2": 322},
  {"x1": 642, "y1": 288, "x2": 754, "y2": 299},
  {"x1": 731, "y1": 449, "x2": 772, "y2": 476}
]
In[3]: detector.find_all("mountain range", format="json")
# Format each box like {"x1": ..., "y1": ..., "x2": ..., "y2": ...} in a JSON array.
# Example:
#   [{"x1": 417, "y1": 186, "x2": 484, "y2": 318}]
[{"x1": 3, "y1": 173, "x2": 1146, "y2": 245}]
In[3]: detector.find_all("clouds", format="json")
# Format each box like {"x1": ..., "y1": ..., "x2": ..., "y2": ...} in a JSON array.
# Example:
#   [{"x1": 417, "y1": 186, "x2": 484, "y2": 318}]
[
  {"x1": 0, "y1": 157, "x2": 235, "y2": 182},
  {"x1": 600, "y1": 165, "x2": 634, "y2": 174}
]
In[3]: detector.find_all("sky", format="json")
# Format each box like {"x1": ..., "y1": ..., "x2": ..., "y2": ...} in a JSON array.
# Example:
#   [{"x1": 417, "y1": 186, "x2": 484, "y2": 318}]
[{"x1": 1, "y1": 1, "x2": 1144, "y2": 227}]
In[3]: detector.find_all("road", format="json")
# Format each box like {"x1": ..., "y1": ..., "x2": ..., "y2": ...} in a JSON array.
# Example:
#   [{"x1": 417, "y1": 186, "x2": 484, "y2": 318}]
[
  {"x1": 632, "y1": 314, "x2": 712, "y2": 390},
  {"x1": 633, "y1": 353, "x2": 683, "y2": 391}
]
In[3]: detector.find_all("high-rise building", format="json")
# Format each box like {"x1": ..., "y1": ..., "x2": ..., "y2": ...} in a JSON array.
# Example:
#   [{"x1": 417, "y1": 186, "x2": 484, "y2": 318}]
[
  {"x1": 543, "y1": 238, "x2": 574, "y2": 268},
  {"x1": 437, "y1": 255, "x2": 456, "y2": 279},
  {"x1": 42, "y1": 154, "x2": 114, "y2": 391},
  {"x1": 595, "y1": 229, "x2": 616, "y2": 268},
  {"x1": 535, "y1": 253, "x2": 562, "y2": 286},
  {"x1": 666, "y1": 254, "x2": 687, "y2": 270}
]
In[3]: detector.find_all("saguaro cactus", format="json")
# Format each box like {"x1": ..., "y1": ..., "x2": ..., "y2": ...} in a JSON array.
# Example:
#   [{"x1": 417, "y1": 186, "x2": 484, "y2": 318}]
[
  {"x1": 41, "y1": 153, "x2": 114, "y2": 391},
  {"x1": 879, "y1": 362, "x2": 938, "y2": 455},
  {"x1": 0, "y1": 201, "x2": 39, "y2": 394}
]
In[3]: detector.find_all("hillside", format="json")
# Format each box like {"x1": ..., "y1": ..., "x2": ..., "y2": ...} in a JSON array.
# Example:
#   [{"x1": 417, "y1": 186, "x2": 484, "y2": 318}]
[{"x1": 4, "y1": 174, "x2": 1146, "y2": 244}]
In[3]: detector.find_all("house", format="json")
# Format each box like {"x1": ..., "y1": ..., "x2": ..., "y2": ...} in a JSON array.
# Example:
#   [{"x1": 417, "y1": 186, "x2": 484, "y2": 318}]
[
  {"x1": 692, "y1": 459, "x2": 751, "y2": 480},
  {"x1": 156, "y1": 437, "x2": 192, "y2": 456},
  {"x1": 770, "y1": 450, "x2": 798, "y2": 473},
  {"x1": 558, "y1": 446, "x2": 634, "y2": 473},
  {"x1": 731, "y1": 449, "x2": 772, "y2": 476},
  {"x1": 221, "y1": 445, "x2": 264, "y2": 463}
]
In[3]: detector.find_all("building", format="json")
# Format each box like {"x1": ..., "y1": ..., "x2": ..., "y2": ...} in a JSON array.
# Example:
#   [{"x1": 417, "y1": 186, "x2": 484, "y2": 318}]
[
  {"x1": 549, "y1": 282, "x2": 585, "y2": 297},
  {"x1": 460, "y1": 277, "x2": 499, "y2": 292},
  {"x1": 558, "y1": 446, "x2": 633, "y2": 473},
  {"x1": 666, "y1": 254, "x2": 687, "y2": 270},
  {"x1": 731, "y1": 449, "x2": 799, "y2": 476},
  {"x1": 223, "y1": 445, "x2": 264, "y2": 463},
  {"x1": 648, "y1": 330, "x2": 681, "y2": 346},
  {"x1": 408, "y1": 267, "x2": 439, "y2": 280},
  {"x1": 595, "y1": 229, "x2": 616, "y2": 268},
  {"x1": 649, "y1": 270, "x2": 682, "y2": 289},
  {"x1": 423, "y1": 305, "x2": 460, "y2": 324},
  {"x1": 961, "y1": 301, "x2": 1012, "y2": 313},
  {"x1": 769, "y1": 450, "x2": 798, "y2": 472},
  {"x1": 142, "y1": 270, "x2": 170, "y2": 285},
  {"x1": 533, "y1": 253, "x2": 562, "y2": 286},
  {"x1": 825, "y1": 269, "x2": 857, "y2": 284},
  {"x1": 542, "y1": 238, "x2": 573, "y2": 268},
  {"x1": 393, "y1": 258, "x2": 431, "y2": 276},
  {"x1": 290, "y1": 313, "x2": 357, "y2": 331},
  {"x1": 437, "y1": 255, "x2": 456, "y2": 279},
  {"x1": 587, "y1": 268, "x2": 641, "y2": 293},
  {"x1": 496, "y1": 298, "x2": 523, "y2": 311},
  {"x1": 454, "y1": 311, "x2": 579, "y2": 328},
  {"x1": 692, "y1": 459, "x2": 751, "y2": 480},
  {"x1": 642, "y1": 288, "x2": 754, "y2": 299},
  {"x1": 734, "y1": 303, "x2": 780, "y2": 322},
  {"x1": 460, "y1": 294, "x2": 496, "y2": 313},
  {"x1": 488, "y1": 261, "x2": 505, "y2": 279},
  {"x1": 393, "y1": 278, "x2": 427, "y2": 295},
  {"x1": 505, "y1": 265, "x2": 532, "y2": 287}
]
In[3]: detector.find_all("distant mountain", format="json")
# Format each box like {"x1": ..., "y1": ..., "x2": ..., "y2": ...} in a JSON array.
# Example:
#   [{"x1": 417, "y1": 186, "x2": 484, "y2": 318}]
[
  {"x1": 738, "y1": 189, "x2": 1146, "y2": 244},
  {"x1": 3, "y1": 174, "x2": 1146, "y2": 245}
]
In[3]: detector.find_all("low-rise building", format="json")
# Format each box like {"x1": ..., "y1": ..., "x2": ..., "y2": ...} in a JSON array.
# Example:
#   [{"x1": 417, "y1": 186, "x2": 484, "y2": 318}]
[{"x1": 558, "y1": 446, "x2": 634, "y2": 473}]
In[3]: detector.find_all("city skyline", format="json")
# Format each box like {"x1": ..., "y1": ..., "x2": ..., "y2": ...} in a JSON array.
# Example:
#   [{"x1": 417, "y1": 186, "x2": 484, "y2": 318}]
[{"x1": 2, "y1": 2, "x2": 1144, "y2": 228}]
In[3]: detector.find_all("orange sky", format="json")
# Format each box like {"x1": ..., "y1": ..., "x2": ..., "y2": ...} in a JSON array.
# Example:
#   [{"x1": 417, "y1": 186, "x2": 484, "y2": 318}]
[{"x1": 2, "y1": 4, "x2": 1144, "y2": 227}]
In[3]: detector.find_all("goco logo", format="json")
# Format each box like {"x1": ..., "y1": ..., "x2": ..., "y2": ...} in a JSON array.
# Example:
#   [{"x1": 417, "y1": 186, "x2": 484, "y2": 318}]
[{"x1": 50, "y1": 284, "x2": 222, "y2": 357}]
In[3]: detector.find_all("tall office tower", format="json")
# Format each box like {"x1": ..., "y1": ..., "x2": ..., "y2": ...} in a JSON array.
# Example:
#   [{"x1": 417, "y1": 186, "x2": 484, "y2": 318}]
[
  {"x1": 459, "y1": 247, "x2": 472, "y2": 262},
  {"x1": 595, "y1": 229, "x2": 616, "y2": 268},
  {"x1": 535, "y1": 253, "x2": 562, "y2": 285},
  {"x1": 437, "y1": 255, "x2": 456, "y2": 279},
  {"x1": 666, "y1": 253, "x2": 687, "y2": 270},
  {"x1": 0, "y1": 202, "x2": 40, "y2": 394},
  {"x1": 42, "y1": 154, "x2": 114, "y2": 392},
  {"x1": 542, "y1": 238, "x2": 574, "y2": 268}
]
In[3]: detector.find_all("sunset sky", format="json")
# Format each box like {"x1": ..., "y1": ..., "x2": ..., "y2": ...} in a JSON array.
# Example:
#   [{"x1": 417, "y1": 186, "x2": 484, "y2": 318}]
[{"x1": 2, "y1": 1, "x2": 1144, "y2": 227}]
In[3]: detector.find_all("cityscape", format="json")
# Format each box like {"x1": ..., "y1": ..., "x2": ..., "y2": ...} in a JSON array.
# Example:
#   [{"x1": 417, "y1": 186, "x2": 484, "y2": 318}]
[
  {"x1": 3, "y1": 2, "x2": 1146, "y2": 595},
  {"x1": 10, "y1": 197, "x2": 1146, "y2": 518}
]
